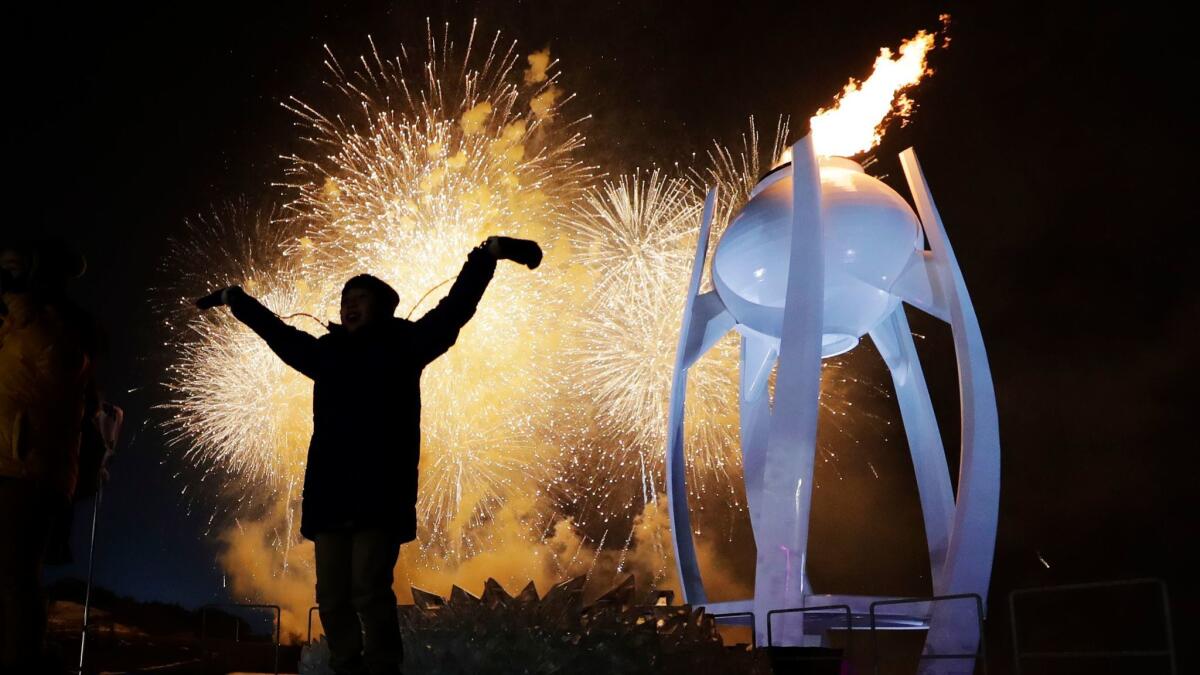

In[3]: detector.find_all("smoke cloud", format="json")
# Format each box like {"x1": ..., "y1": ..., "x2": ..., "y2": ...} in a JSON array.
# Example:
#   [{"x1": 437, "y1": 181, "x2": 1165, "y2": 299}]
[
  {"x1": 218, "y1": 493, "x2": 752, "y2": 642},
  {"x1": 523, "y1": 48, "x2": 551, "y2": 85}
]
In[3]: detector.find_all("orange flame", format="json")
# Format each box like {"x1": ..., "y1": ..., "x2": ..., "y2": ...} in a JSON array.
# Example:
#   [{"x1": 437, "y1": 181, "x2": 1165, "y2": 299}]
[{"x1": 806, "y1": 18, "x2": 947, "y2": 158}]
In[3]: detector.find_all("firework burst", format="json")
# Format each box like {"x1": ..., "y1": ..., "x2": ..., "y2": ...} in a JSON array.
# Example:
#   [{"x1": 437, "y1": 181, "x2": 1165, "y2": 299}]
[
  {"x1": 563, "y1": 169, "x2": 743, "y2": 528},
  {"x1": 160, "y1": 203, "x2": 313, "y2": 497},
  {"x1": 164, "y1": 24, "x2": 592, "y2": 561}
]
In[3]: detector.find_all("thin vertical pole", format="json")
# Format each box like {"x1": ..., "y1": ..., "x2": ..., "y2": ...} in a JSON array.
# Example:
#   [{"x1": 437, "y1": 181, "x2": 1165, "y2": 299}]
[{"x1": 77, "y1": 486, "x2": 102, "y2": 674}]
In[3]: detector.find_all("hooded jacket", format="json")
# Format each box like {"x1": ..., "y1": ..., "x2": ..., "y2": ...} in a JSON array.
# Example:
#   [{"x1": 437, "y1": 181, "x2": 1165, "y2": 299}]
[{"x1": 226, "y1": 248, "x2": 496, "y2": 540}]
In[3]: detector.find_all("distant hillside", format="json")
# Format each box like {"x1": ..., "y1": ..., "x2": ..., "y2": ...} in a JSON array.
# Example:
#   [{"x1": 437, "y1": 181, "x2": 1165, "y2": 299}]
[{"x1": 47, "y1": 578, "x2": 255, "y2": 638}]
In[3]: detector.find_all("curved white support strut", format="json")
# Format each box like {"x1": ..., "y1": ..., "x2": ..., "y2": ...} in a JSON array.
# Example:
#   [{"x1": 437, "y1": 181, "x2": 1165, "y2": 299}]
[
  {"x1": 665, "y1": 187, "x2": 721, "y2": 605},
  {"x1": 868, "y1": 306, "x2": 954, "y2": 587},
  {"x1": 900, "y1": 149, "x2": 1000, "y2": 673},
  {"x1": 751, "y1": 136, "x2": 824, "y2": 645}
]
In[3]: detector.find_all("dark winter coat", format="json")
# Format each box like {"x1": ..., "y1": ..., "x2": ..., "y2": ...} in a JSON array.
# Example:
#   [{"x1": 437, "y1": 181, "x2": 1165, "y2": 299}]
[{"x1": 227, "y1": 249, "x2": 496, "y2": 541}]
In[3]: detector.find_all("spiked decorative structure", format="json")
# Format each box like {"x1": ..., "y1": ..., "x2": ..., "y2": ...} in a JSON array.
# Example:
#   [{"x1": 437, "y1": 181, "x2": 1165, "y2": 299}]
[
  {"x1": 303, "y1": 576, "x2": 767, "y2": 674},
  {"x1": 666, "y1": 135, "x2": 999, "y2": 671}
]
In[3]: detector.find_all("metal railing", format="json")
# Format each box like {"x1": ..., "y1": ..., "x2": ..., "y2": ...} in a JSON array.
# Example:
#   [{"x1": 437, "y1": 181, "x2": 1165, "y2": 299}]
[
  {"x1": 709, "y1": 610, "x2": 755, "y2": 625},
  {"x1": 199, "y1": 602, "x2": 281, "y2": 675},
  {"x1": 766, "y1": 603, "x2": 853, "y2": 663},
  {"x1": 869, "y1": 593, "x2": 986, "y2": 675},
  {"x1": 219, "y1": 581, "x2": 1178, "y2": 675},
  {"x1": 709, "y1": 611, "x2": 756, "y2": 647},
  {"x1": 1008, "y1": 578, "x2": 1176, "y2": 675}
]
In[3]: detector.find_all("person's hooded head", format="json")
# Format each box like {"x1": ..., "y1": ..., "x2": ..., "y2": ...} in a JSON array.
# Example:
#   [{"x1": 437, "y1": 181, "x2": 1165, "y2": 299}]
[{"x1": 340, "y1": 274, "x2": 399, "y2": 333}]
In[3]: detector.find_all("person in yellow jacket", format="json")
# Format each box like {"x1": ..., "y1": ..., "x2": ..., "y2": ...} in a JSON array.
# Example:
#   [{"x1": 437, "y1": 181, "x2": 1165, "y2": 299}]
[{"x1": 0, "y1": 238, "x2": 92, "y2": 673}]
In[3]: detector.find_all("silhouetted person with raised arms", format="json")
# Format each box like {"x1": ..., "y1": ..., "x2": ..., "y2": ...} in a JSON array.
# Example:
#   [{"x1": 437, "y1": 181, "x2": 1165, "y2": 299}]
[{"x1": 196, "y1": 235, "x2": 541, "y2": 675}]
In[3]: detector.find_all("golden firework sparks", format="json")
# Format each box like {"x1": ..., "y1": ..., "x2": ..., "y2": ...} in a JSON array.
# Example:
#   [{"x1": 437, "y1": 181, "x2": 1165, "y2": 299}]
[
  {"x1": 164, "y1": 24, "x2": 592, "y2": 565},
  {"x1": 565, "y1": 170, "x2": 742, "y2": 519},
  {"x1": 160, "y1": 203, "x2": 313, "y2": 496}
]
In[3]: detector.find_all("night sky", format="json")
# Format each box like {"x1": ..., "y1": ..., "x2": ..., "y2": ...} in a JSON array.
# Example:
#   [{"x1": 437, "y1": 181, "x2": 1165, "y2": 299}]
[{"x1": 11, "y1": 0, "x2": 1194, "y2": 664}]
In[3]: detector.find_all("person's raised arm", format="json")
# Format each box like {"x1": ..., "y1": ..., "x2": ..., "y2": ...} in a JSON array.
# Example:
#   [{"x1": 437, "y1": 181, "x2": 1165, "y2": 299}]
[
  {"x1": 196, "y1": 286, "x2": 322, "y2": 379},
  {"x1": 414, "y1": 236, "x2": 542, "y2": 364},
  {"x1": 413, "y1": 243, "x2": 496, "y2": 364}
]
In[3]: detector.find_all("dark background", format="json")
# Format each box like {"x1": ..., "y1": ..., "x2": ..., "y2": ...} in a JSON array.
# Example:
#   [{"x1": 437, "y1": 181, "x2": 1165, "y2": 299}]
[{"x1": 8, "y1": 1, "x2": 1194, "y2": 671}]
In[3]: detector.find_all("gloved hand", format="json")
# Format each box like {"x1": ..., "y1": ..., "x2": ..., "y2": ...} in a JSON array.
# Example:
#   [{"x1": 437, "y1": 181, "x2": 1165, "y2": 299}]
[
  {"x1": 484, "y1": 236, "x2": 542, "y2": 269},
  {"x1": 195, "y1": 286, "x2": 241, "y2": 310}
]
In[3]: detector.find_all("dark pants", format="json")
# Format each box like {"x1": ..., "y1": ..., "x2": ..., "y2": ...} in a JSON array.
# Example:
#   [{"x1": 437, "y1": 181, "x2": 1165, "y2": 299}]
[
  {"x1": 314, "y1": 528, "x2": 404, "y2": 675},
  {"x1": 0, "y1": 477, "x2": 57, "y2": 673}
]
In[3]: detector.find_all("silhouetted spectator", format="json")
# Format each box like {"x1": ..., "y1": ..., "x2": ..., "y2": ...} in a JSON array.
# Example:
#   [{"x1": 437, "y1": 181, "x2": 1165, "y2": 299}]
[
  {"x1": 0, "y1": 238, "x2": 99, "y2": 673},
  {"x1": 197, "y1": 236, "x2": 541, "y2": 675}
]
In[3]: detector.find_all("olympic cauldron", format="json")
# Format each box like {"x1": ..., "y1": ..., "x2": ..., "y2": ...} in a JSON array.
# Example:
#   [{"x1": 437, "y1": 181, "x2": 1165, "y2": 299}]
[{"x1": 665, "y1": 135, "x2": 999, "y2": 671}]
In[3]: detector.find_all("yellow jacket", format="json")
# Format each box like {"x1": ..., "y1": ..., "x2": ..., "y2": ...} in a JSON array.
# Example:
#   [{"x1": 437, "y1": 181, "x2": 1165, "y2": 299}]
[{"x1": 0, "y1": 292, "x2": 90, "y2": 499}]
